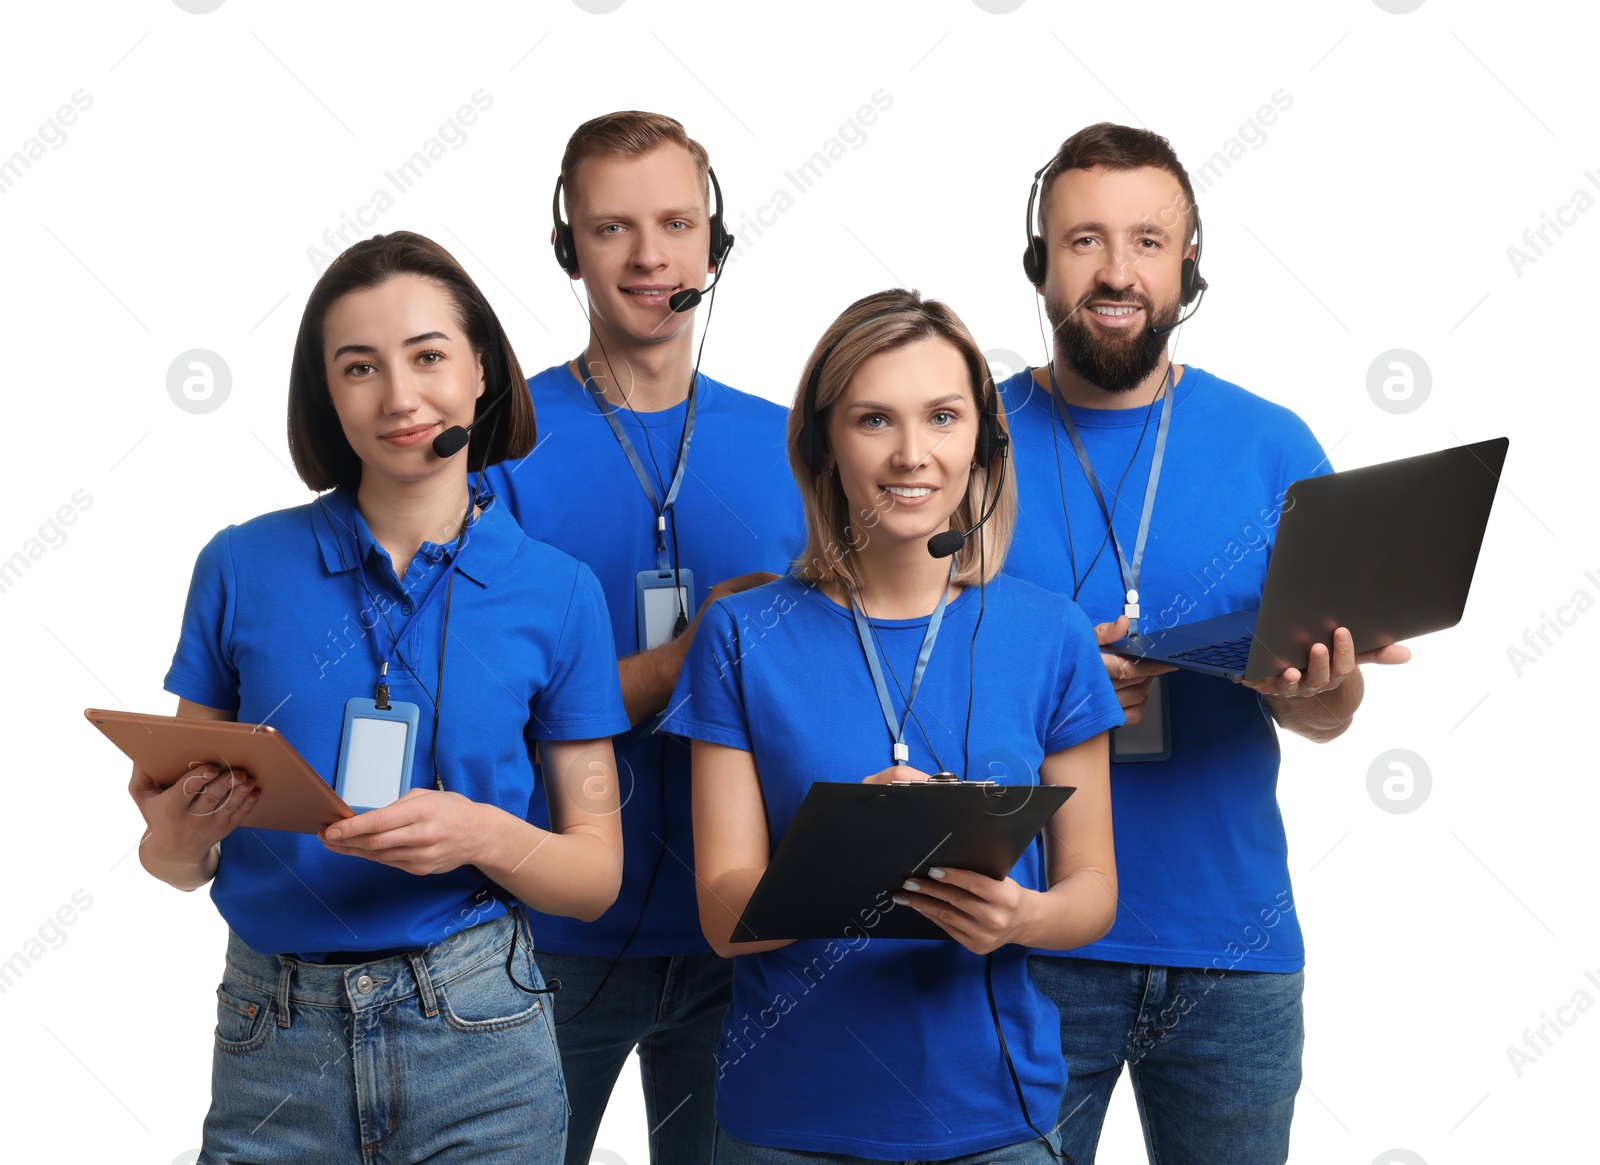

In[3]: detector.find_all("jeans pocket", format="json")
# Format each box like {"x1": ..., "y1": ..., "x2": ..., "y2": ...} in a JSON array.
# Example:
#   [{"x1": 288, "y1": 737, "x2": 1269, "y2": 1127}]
[
  {"x1": 438, "y1": 950, "x2": 545, "y2": 1034},
  {"x1": 215, "y1": 981, "x2": 273, "y2": 1054}
]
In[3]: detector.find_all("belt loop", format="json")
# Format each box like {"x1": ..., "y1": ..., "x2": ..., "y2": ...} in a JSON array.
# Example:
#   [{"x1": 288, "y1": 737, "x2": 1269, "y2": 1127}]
[
  {"x1": 276, "y1": 958, "x2": 295, "y2": 1029},
  {"x1": 410, "y1": 952, "x2": 439, "y2": 1018}
]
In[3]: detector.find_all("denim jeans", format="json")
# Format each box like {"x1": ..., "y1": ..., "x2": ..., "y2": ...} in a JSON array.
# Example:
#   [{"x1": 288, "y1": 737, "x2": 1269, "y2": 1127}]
[
  {"x1": 712, "y1": 1124, "x2": 1062, "y2": 1165},
  {"x1": 199, "y1": 910, "x2": 566, "y2": 1164},
  {"x1": 1028, "y1": 957, "x2": 1304, "y2": 1165},
  {"x1": 535, "y1": 949, "x2": 731, "y2": 1165}
]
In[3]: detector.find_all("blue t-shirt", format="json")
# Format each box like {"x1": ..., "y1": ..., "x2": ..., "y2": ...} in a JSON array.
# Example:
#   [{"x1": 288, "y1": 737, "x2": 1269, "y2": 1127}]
[
  {"x1": 995, "y1": 366, "x2": 1327, "y2": 972},
  {"x1": 481, "y1": 362, "x2": 804, "y2": 956},
  {"x1": 660, "y1": 573, "x2": 1123, "y2": 1158},
  {"x1": 163, "y1": 488, "x2": 630, "y2": 957}
]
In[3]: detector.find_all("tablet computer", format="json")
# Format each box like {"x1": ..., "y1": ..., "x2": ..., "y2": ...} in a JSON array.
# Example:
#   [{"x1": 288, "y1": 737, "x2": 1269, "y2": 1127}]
[{"x1": 86, "y1": 708, "x2": 354, "y2": 834}]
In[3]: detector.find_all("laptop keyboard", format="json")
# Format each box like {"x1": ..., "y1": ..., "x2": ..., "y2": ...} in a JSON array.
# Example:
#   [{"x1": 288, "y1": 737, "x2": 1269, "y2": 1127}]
[{"x1": 1170, "y1": 634, "x2": 1255, "y2": 671}]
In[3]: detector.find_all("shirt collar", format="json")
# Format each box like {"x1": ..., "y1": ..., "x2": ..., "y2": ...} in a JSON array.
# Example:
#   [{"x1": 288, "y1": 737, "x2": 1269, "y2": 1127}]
[
  {"x1": 312, "y1": 486, "x2": 520, "y2": 588},
  {"x1": 452, "y1": 491, "x2": 518, "y2": 587}
]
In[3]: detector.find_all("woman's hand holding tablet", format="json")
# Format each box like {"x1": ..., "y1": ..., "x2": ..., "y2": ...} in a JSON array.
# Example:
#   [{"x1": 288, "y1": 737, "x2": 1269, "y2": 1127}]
[
  {"x1": 320, "y1": 786, "x2": 488, "y2": 876},
  {"x1": 127, "y1": 761, "x2": 260, "y2": 892}
]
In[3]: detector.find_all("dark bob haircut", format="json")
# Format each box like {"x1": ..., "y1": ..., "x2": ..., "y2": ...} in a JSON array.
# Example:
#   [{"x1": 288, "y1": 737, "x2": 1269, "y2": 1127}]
[{"x1": 287, "y1": 231, "x2": 535, "y2": 491}]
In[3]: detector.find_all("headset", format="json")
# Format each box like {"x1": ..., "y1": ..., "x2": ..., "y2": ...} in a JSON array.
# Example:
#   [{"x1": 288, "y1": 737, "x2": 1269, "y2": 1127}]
[
  {"x1": 1021, "y1": 161, "x2": 1208, "y2": 314},
  {"x1": 799, "y1": 303, "x2": 1006, "y2": 477},
  {"x1": 551, "y1": 165, "x2": 735, "y2": 303}
]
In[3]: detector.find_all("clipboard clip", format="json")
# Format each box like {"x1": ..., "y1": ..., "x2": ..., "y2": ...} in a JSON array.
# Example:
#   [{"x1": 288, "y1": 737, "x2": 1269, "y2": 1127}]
[{"x1": 888, "y1": 776, "x2": 1001, "y2": 788}]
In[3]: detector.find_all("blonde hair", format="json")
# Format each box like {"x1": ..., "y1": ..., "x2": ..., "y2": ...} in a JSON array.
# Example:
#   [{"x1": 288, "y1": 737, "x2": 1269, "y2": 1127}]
[
  {"x1": 560, "y1": 110, "x2": 711, "y2": 211},
  {"x1": 787, "y1": 289, "x2": 1015, "y2": 589}
]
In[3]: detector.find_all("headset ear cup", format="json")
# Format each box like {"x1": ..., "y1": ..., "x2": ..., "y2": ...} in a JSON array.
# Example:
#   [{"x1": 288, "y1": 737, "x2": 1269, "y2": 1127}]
[
  {"x1": 800, "y1": 365, "x2": 824, "y2": 476},
  {"x1": 1180, "y1": 211, "x2": 1206, "y2": 305},
  {"x1": 551, "y1": 176, "x2": 580, "y2": 276},
  {"x1": 979, "y1": 415, "x2": 1005, "y2": 467},
  {"x1": 984, "y1": 430, "x2": 1008, "y2": 470},
  {"x1": 802, "y1": 418, "x2": 824, "y2": 476},
  {"x1": 974, "y1": 386, "x2": 1004, "y2": 467},
  {"x1": 1023, "y1": 237, "x2": 1047, "y2": 287},
  {"x1": 709, "y1": 217, "x2": 733, "y2": 271},
  {"x1": 705, "y1": 167, "x2": 734, "y2": 273},
  {"x1": 552, "y1": 223, "x2": 578, "y2": 276}
]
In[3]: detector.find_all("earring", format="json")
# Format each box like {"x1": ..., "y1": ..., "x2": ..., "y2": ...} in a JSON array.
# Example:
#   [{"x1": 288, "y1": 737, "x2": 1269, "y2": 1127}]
[{"x1": 821, "y1": 466, "x2": 834, "y2": 478}]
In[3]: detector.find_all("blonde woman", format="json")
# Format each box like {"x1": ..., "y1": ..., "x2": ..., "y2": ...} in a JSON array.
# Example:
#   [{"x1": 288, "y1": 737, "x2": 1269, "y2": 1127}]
[{"x1": 661, "y1": 289, "x2": 1123, "y2": 1165}]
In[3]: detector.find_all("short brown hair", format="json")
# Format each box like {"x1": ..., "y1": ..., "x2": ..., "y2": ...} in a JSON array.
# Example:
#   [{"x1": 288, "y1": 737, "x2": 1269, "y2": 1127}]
[
  {"x1": 287, "y1": 231, "x2": 535, "y2": 492},
  {"x1": 786, "y1": 289, "x2": 1016, "y2": 590},
  {"x1": 1038, "y1": 122, "x2": 1198, "y2": 243},
  {"x1": 560, "y1": 110, "x2": 711, "y2": 214}
]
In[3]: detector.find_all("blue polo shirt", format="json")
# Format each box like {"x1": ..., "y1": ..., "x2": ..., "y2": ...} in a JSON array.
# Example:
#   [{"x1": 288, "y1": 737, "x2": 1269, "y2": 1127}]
[
  {"x1": 481, "y1": 362, "x2": 804, "y2": 956},
  {"x1": 995, "y1": 366, "x2": 1327, "y2": 972},
  {"x1": 163, "y1": 487, "x2": 630, "y2": 958},
  {"x1": 660, "y1": 574, "x2": 1123, "y2": 1158}
]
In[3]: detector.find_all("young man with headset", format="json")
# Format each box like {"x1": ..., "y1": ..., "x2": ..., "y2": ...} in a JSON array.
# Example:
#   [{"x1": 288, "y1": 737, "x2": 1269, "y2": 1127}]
[
  {"x1": 481, "y1": 111, "x2": 802, "y2": 1165},
  {"x1": 993, "y1": 123, "x2": 1410, "y2": 1164}
]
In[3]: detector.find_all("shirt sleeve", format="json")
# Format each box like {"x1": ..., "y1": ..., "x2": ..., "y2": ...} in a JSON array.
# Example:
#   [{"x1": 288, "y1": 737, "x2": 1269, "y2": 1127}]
[
  {"x1": 658, "y1": 598, "x2": 753, "y2": 753},
  {"x1": 530, "y1": 561, "x2": 632, "y2": 741},
  {"x1": 1258, "y1": 410, "x2": 1331, "y2": 554},
  {"x1": 1281, "y1": 409, "x2": 1331, "y2": 481},
  {"x1": 163, "y1": 528, "x2": 242, "y2": 713},
  {"x1": 1044, "y1": 601, "x2": 1125, "y2": 754}
]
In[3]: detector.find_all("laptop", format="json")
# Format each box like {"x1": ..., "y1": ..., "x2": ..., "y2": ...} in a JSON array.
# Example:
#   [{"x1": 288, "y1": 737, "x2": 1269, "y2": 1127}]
[{"x1": 1109, "y1": 437, "x2": 1508, "y2": 682}]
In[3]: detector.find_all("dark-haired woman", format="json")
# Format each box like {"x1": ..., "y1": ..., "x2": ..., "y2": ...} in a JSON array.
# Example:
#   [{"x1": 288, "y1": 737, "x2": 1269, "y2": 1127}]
[{"x1": 127, "y1": 232, "x2": 629, "y2": 1163}]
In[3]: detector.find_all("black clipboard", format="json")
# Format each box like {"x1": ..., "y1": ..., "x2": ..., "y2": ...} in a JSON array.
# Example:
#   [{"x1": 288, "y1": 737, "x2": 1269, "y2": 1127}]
[{"x1": 734, "y1": 779, "x2": 1074, "y2": 942}]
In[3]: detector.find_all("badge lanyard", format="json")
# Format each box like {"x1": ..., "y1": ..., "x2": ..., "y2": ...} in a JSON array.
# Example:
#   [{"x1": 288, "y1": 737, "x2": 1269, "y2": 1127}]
[
  {"x1": 576, "y1": 354, "x2": 697, "y2": 573},
  {"x1": 849, "y1": 562, "x2": 955, "y2": 765},
  {"x1": 1054, "y1": 365, "x2": 1175, "y2": 631},
  {"x1": 320, "y1": 495, "x2": 469, "y2": 791}
]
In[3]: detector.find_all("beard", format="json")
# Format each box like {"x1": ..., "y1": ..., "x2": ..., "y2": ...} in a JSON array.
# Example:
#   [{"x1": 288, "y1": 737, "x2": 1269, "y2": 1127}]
[{"x1": 1045, "y1": 285, "x2": 1180, "y2": 393}]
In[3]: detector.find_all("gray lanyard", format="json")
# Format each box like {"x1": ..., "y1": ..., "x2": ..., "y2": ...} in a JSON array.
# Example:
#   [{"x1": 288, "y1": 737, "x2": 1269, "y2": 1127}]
[
  {"x1": 576, "y1": 354, "x2": 697, "y2": 573},
  {"x1": 1055, "y1": 365, "x2": 1175, "y2": 631},
  {"x1": 848, "y1": 562, "x2": 956, "y2": 766}
]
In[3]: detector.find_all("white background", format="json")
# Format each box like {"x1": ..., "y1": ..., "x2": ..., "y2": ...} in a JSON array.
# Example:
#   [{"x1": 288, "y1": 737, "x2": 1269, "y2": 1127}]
[{"x1": 2, "y1": 1, "x2": 1595, "y2": 1162}]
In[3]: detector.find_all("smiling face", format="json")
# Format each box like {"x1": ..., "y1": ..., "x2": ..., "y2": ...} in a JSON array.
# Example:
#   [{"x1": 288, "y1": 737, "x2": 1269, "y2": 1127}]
[
  {"x1": 565, "y1": 143, "x2": 716, "y2": 350},
  {"x1": 1039, "y1": 164, "x2": 1194, "y2": 392},
  {"x1": 321, "y1": 272, "x2": 485, "y2": 486},
  {"x1": 825, "y1": 337, "x2": 980, "y2": 550}
]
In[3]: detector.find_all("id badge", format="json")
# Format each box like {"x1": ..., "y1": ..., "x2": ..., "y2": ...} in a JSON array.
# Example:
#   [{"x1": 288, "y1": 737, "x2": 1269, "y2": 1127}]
[
  {"x1": 636, "y1": 568, "x2": 694, "y2": 653},
  {"x1": 1111, "y1": 673, "x2": 1172, "y2": 763},
  {"x1": 335, "y1": 697, "x2": 421, "y2": 810}
]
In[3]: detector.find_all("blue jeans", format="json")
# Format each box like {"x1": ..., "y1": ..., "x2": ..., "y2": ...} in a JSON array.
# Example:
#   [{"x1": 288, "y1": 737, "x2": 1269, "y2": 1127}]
[
  {"x1": 712, "y1": 1124, "x2": 1061, "y2": 1165},
  {"x1": 536, "y1": 950, "x2": 731, "y2": 1165},
  {"x1": 1028, "y1": 957, "x2": 1304, "y2": 1165},
  {"x1": 200, "y1": 910, "x2": 566, "y2": 1164}
]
